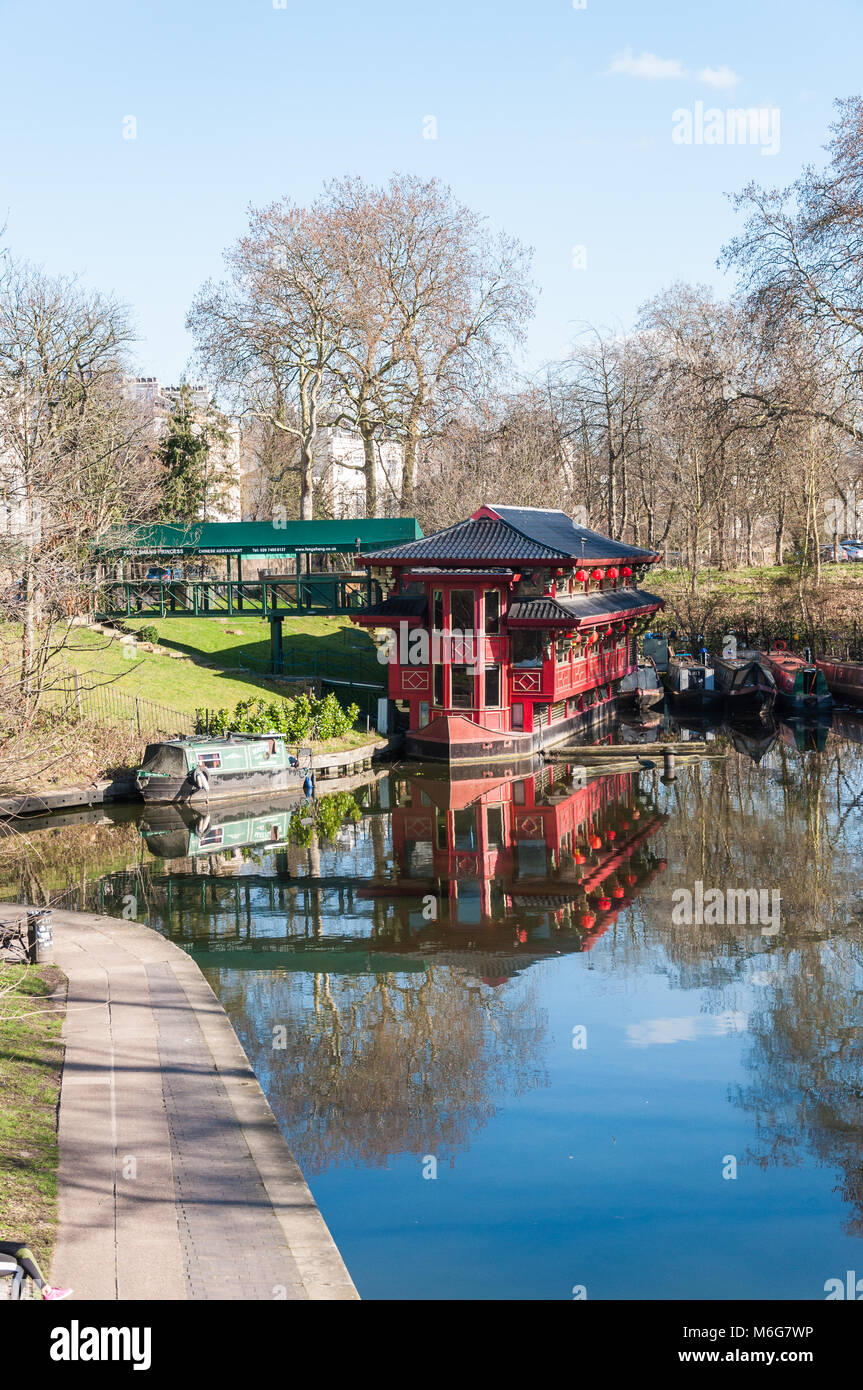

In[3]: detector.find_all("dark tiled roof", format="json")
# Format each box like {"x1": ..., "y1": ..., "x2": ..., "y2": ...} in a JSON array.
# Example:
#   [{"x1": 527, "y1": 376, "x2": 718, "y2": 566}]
[
  {"x1": 507, "y1": 587, "x2": 664, "y2": 626},
  {"x1": 362, "y1": 508, "x2": 659, "y2": 566},
  {"x1": 508, "y1": 596, "x2": 575, "y2": 624},
  {"x1": 490, "y1": 507, "x2": 659, "y2": 562},
  {"x1": 363, "y1": 519, "x2": 562, "y2": 564}
]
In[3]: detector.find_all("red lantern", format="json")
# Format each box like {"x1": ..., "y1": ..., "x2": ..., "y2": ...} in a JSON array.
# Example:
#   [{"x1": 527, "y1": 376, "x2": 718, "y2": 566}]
[
  {"x1": 580, "y1": 912, "x2": 596, "y2": 930},
  {"x1": 625, "y1": 873, "x2": 638, "y2": 886},
  {"x1": 597, "y1": 896, "x2": 612, "y2": 912},
  {"x1": 575, "y1": 568, "x2": 587, "y2": 582},
  {"x1": 591, "y1": 568, "x2": 602, "y2": 581},
  {"x1": 574, "y1": 850, "x2": 587, "y2": 864},
  {"x1": 588, "y1": 832, "x2": 602, "y2": 850},
  {"x1": 612, "y1": 885, "x2": 625, "y2": 899},
  {"x1": 622, "y1": 566, "x2": 632, "y2": 578},
  {"x1": 607, "y1": 829, "x2": 616, "y2": 841},
  {"x1": 608, "y1": 567, "x2": 618, "y2": 579}
]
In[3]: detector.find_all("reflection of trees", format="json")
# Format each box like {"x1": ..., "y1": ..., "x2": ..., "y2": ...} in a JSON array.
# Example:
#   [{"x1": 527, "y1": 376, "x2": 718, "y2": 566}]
[
  {"x1": 0, "y1": 820, "x2": 145, "y2": 910},
  {"x1": 603, "y1": 740, "x2": 863, "y2": 1235},
  {"x1": 213, "y1": 963, "x2": 548, "y2": 1173},
  {"x1": 644, "y1": 739, "x2": 863, "y2": 991},
  {"x1": 733, "y1": 938, "x2": 863, "y2": 1235}
]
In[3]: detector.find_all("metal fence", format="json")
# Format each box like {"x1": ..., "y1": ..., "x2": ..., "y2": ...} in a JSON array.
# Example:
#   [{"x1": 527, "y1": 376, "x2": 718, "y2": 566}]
[
  {"x1": 53, "y1": 670, "x2": 195, "y2": 738},
  {"x1": 648, "y1": 617, "x2": 863, "y2": 662}
]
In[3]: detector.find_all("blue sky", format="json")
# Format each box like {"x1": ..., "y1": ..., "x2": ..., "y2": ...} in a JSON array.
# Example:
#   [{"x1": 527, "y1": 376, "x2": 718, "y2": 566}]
[{"x1": 1, "y1": 0, "x2": 859, "y2": 382}]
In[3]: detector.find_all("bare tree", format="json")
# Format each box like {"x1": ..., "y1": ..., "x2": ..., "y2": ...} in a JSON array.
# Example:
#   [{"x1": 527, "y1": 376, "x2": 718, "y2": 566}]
[
  {"x1": 0, "y1": 257, "x2": 143, "y2": 714},
  {"x1": 188, "y1": 201, "x2": 346, "y2": 520}
]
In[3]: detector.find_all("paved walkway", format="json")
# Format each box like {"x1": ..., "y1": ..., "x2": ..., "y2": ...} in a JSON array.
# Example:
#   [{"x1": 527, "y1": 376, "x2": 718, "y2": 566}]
[{"x1": 1, "y1": 907, "x2": 358, "y2": 1301}]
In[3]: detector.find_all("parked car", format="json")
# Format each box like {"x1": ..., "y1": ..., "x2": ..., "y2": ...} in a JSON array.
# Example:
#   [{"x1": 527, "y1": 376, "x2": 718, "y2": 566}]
[{"x1": 144, "y1": 565, "x2": 184, "y2": 581}]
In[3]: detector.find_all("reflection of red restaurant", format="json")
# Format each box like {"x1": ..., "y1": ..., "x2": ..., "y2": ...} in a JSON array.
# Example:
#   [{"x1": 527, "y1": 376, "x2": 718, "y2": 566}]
[
  {"x1": 352, "y1": 505, "x2": 663, "y2": 763},
  {"x1": 361, "y1": 765, "x2": 666, "y2": 957}
]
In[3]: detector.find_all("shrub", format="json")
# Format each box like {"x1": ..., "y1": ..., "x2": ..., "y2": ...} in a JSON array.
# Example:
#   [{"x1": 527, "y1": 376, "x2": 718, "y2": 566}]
[
  {"x1": 137, "y1": 625, "x2": 160, "y2": 644},
  {"x1": 193, "y1": 691, "x2": 359, "y2": 742}
]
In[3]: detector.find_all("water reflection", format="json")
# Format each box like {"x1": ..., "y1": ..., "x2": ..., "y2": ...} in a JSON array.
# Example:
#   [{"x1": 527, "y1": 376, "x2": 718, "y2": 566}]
[{"x1": 1, "y1": 710, "x2": 863, "y2": 1297}]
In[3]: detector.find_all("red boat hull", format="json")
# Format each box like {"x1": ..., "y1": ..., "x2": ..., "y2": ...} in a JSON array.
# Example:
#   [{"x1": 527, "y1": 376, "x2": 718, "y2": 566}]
[{"x1": 816, "y1": 657, "x2": 863, "y2": 706}]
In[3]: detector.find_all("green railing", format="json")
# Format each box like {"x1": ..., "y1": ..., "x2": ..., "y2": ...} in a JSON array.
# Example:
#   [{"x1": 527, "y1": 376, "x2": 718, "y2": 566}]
[{"x1": 95, "y1": 574, "x2": 382, "y2": 620}]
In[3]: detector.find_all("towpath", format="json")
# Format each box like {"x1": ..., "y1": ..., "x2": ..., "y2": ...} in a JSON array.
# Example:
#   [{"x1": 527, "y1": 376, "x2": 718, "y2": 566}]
[{"x1": 0, "y1": 907, "x2": 358, "y2": 1301}]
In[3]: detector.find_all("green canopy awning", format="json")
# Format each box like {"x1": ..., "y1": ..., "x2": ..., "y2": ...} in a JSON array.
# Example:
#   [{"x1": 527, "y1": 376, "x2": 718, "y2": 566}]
[{"x1": 94, "y1": 518, "x2": 423, "y2": 558}]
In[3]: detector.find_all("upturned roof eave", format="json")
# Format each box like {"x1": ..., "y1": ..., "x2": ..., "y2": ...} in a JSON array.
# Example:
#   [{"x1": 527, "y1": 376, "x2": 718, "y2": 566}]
[{"x1": 358, "y1": 553, "x2": 660, "y2": 569}]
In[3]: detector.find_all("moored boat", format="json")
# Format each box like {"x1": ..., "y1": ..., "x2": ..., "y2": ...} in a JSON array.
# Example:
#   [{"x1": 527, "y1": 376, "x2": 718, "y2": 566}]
[
  {"x1": 757, "y1": 648, "x2": 833, "y2": 713},
  {"x1": 815, "y1": 656, "x2": 863, "y2": 706},
  {"x1": 661, "y1": 653, "x2": 723, "y2": 710},
  {"x1": 713, "y1": 656, "x2": 776, "y2": 715},
  {"x1": 135, "y1": 733, "x2": 306, "y2": 804},
  {"x1": 618, "y1": 658, "x2": 663, "y2": 711}
]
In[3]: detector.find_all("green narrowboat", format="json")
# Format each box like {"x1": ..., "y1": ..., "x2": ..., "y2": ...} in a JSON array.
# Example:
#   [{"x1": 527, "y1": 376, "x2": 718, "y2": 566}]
[{"x1": 135, "y1": 734, "x2": 305, "y2": 804}]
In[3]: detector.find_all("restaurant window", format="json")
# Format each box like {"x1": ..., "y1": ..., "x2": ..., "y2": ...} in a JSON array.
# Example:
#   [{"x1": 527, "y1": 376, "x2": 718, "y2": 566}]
[
  {"x1": 484, "y1": 665, "x2": 501, "y2": 707},
  {"x1": 512, "y1": 631, "x2": 544, "y2": 666},
  {"x1": 511, "y1": 702, "x2": 525, "y2": 730},
  {"x1": 432, "y1": 589, "x2": 444, "y2": 631},
  {"x1": 433, "y1": 664, "x2": 445, "y2": 707},
  {"x1": 484, "y1": 590, "x2": 500, "y2": 635},
  {"x1": 450, "y1": 664, "x2": 474, "y2": 708},
  {"x1": 450, "y1": 589, "x2": 475, "y2": 633}
]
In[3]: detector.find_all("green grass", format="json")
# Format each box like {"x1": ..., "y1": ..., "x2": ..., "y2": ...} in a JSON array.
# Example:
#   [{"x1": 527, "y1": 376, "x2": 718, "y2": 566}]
[
  {"x1": 54, "y1": 616, "x2": 382, "y2": 718},
  {"x1": 0, "y1": 963, "x2": 66, "y2": 1278}
]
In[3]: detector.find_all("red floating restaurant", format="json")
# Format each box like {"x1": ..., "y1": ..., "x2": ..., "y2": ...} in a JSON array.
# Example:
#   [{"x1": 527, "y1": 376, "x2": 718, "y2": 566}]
[{"x1": 352, "y1": 504, "x2": 664, "y2": 762}]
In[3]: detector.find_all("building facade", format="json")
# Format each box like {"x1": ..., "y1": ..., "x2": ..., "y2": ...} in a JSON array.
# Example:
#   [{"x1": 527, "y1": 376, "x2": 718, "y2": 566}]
[{"x1": 352, "y1": 504, "x2": 664, "y2": 762}]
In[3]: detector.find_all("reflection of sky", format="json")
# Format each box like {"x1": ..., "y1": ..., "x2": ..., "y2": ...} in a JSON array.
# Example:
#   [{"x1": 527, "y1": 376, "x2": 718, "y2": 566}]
[{"x1": 626, "y1": 1012, "x2": 748, "y2": 1046}]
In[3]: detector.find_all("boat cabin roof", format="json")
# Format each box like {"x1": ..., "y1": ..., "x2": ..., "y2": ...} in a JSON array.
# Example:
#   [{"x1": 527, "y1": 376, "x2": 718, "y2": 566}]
[{"x1": 153, "y1": 733, "x2": 287, "y2": 750}]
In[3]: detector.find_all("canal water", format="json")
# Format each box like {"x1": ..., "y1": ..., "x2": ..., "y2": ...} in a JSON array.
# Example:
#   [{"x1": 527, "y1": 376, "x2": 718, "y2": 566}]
[{"x1": 2, "y1": 713, "x2": 862, "y2": 1300}]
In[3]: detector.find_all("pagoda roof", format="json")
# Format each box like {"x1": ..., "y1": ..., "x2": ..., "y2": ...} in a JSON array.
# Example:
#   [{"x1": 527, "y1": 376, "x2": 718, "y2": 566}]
[
  {"x1": 358, "y1": 506, "x2": 660, "y2": 568},
  {"x1": 507, "y1": 587, "x2": 664, "y2": 629}
]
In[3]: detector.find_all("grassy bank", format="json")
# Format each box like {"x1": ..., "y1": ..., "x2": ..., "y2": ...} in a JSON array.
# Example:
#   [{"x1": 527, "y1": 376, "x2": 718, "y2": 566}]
[
  {"x1": 0, "y1": 615, "x2": 386, "y2": 792},
  {"x1": 0, "y1": 962, "x2": 66, "y2": 1280},
  {"x1": 38, "y1": 614, "x2": 379, "y2": 717},
  {"x1": 652, "y1": 563, "x2": 863, "y2": 645}
]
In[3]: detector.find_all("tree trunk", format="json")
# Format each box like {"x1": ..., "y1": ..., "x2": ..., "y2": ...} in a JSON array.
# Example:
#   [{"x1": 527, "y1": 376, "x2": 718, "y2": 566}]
[
  {"x1": 21, "y1": 546, "x2": 37, "y2": 709},
  {"x1": 400, "y1": 404, "x2": 422, "y2": 515},
  {"x1": 360, "y1": 425, "x2": 378, "y2": 517},
  {"x1": 299, "y1": 443, "x2": 314, "y2": 520}
]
